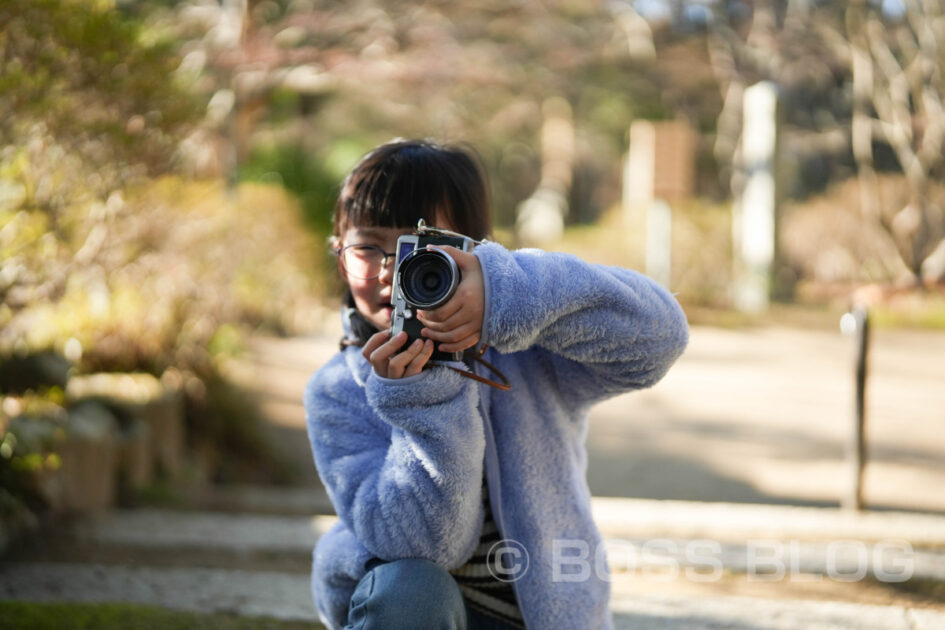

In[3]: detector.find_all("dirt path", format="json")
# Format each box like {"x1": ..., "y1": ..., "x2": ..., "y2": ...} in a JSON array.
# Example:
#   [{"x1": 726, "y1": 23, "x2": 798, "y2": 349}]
[{"x1": 237, "y1": 323, "x2": 945, "y2": 512}]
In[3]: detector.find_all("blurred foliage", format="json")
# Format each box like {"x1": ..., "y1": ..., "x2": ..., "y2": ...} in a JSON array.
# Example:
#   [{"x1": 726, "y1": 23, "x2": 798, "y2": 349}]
[
  {"x1": 240, "y1": 143, "x2": 336, "y2": 238},
  {"x1": 0, "y1": 0, "x2": 330, "y2": 510},
  {"x1": 706, "y1": 0, "x2": 945, "y2": 283},
  {"x1": 1, "y1": 0, "x2": 200, "y2": 363},
  {"x1": 870, "y1": 291, "x2": 945, "y2": 330},
  {"x1": 2, "y1": 176, "x2": 322, "y2": 375},
  {"x1": 154, "y1": 0, "x2": 945, "y2": 289},
  {"x1": 44, "y1": 0, "x2": 939, "y2": 294},
  {"x1": 782, "y1": 176, "x2": 914, "y2": 287},
  {"x1": 3, "y1": 0, "x2": 942, "y2": 359},
  {"x1": 146, "y1": 0, "x2": 688, "y2": 227},
  {"x1": 0, "y1": 390, "x2": 68, "y2": 513},
  {"x1": 0, "y1": 0, "x2": 324, "y2": 365},
  {"x1": 0, "y1": 175, "x2": 324, "y2": 508},
  {"x1": 0, "y1": 0, "x2": 199, "y2": 184},
  {"x1": 238, "y1": 142, "x2": 346, "y2": 298}
]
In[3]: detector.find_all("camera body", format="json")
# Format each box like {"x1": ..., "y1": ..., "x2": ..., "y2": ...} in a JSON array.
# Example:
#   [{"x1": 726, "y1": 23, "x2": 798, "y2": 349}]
[{"x1": 391, "y1": 230, "x2": 476, "y2": 362}]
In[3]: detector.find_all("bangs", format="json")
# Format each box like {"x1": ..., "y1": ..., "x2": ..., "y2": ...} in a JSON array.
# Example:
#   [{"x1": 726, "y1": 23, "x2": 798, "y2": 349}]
[
  {"x1": 333, "y1": 139, "x2": 491, "y2": 241},
  {"x1": 335, "y1": 143, "x2": 448, "y2": 235}
]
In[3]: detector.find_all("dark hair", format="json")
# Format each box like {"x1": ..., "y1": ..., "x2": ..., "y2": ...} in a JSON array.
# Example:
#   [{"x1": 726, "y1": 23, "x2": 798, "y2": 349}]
[{"x1": 333, "y1": 139, "x2": 492, "y2": 241}]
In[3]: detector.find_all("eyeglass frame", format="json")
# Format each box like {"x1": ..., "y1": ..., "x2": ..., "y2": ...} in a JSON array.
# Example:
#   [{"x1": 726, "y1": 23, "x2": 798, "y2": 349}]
[
  {"x1": 333, "y1": 243, "x2": 398, "y2": 280},
  {"x1": 331, "y1": 220, "x2": 487, "y2": 281}
]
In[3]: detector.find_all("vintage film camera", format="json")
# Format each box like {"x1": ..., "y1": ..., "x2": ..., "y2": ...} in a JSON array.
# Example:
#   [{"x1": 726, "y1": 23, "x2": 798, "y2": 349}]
[{"x1": 391, "y1": 220, "x2": 480, "y2": 362}]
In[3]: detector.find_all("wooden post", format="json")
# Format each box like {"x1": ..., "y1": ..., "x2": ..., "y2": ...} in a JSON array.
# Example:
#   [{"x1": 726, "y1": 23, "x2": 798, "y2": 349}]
[
  {"x1": 841, "y1": 306, "x2": 870, "y2": 510},
  {"x1": 623, "y1": 120, "x2": 694, "y2": 278}
]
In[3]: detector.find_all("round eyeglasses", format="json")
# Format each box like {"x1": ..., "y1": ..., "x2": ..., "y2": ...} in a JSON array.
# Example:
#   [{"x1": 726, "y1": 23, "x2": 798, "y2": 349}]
[{"x1": 336, "y1": 244, "x2": 397, "y2": 280}]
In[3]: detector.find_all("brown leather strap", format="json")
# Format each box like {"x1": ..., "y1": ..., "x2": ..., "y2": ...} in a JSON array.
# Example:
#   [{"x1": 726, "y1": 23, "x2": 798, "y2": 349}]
[{"x1": 431, "y1": 350, "x2": 511, "y2": 391}]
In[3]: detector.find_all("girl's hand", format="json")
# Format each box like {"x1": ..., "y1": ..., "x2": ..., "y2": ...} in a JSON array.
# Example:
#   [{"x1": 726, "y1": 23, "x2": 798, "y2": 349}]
[
  {"x1": 363, "y1": 330, "x2": 435, "y2": 379},
  {"x1": 418, "y1": 246, "x2": 485, "y2": 354}
]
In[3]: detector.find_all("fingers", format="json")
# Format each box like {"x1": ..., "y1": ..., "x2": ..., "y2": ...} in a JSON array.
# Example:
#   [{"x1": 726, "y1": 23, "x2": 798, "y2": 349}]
[
  {"x1": 386, "y1": 337, "x2": 433, "y2": 378},
  {"x1": 417, "y1": 306, "x2": 467, "y2": 333},
  {"x1": 437, "y1": 332, "x2": 480, "y2": 354},
  {"x1": 416, "y1": 283, "x2": 481, "y2": 328},
  {"x1": 393, "y1": 338, "x2": 435, "y2": 377},
  {"x1": 419, "y1": 295, "x2": 464, "y2": 323},
  {"x1": 363, "y1": 331, "x2": 435, "y2": 378},
  {"x1": 362, "y1": 330, "x2": 392, "y2": 360},
  {"x1": 433, "y1": 245, "x2": 478, "y2": 271},
  {"x1": 370, "y1": 332, "x2": 408, "y2": 364},
  {"x1": 365, "y1": 331, "x2": 407, "y2": 377},
  {"x1": 417, "y1": 292, "x2": 483, "y2": 349},
  {"x1": 421, "y1": 319, "x2": 479, "y2": 344}
]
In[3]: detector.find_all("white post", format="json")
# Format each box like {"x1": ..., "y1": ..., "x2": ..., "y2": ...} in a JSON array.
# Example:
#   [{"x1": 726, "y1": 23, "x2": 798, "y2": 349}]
[
  {"x1": 733, "y1": 81, "x2": 779, "y2": 313},
  {"x1": 623, "y1": 121, "x2": 655, "y2": 271},
  {"x1": 646, "y1": 200, "x2": 672, "y2": 288},
  {"x1": 516, "y1": 98, "x2": 574, "y2": 246}
]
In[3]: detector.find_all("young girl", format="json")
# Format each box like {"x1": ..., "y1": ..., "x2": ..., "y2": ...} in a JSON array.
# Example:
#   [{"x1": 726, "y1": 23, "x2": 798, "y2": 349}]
[{"x1": 305, "y1": 139, "x2": 689, "y2": 630}]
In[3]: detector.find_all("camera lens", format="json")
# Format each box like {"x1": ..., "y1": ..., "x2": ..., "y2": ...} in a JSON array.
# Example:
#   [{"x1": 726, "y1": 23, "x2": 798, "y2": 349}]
[{"x1": 398, "y1": 248, "x2": 460, "y2": 309}]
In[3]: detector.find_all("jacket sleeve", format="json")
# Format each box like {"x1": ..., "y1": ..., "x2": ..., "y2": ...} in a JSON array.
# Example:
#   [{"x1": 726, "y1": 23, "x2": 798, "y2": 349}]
[
  {"x1": 474, "y1": 241, "x2": 689, "y2": 409},
  {"x1": 305, "y1": 354, "x2": 485, "y2": 568}
]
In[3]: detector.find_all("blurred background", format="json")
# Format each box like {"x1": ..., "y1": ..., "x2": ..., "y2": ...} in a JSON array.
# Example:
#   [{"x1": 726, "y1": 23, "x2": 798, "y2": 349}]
[
  {"x1": 0, "y1": 0, "x2": 945, "y2": 520},
  {"x1": 3, "y1": 1, "x2": 945, "y2": 627},
  {"x1": 2, "y1": 0, "x2": 944, "y2": 532}
]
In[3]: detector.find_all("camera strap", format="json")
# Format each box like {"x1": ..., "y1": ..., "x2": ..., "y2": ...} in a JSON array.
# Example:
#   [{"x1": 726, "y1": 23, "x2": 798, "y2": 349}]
[
  {"x1": 431, "y1": 345, "x2": 511, "y2": 391},
  {"x1": 339, "y1": 307, "x2": 511, "y2": 390},
  {"x1": 341, "y1": 345, "x2": 511, "y2": 390}
]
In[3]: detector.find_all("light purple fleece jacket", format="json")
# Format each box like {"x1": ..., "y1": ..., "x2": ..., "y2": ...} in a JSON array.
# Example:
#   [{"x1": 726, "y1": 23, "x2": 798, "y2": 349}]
[{"x1": 304, "y1": 241, "x2": 689, "y2": 629}]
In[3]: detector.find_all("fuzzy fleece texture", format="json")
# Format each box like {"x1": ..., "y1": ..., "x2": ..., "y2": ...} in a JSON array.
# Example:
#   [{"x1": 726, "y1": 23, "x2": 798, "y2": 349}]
[{"x1": 304, "y1": 241, "x2": 689, "y2": 629}]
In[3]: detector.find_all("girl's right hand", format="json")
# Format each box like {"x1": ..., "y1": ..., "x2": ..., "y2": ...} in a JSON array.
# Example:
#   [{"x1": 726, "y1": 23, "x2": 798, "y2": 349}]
[{"x1": 362, "y1": 330, "x2": 435, "y2": 379}]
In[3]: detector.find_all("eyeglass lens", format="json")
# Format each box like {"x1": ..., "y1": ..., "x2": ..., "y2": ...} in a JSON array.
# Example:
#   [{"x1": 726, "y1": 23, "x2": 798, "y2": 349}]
[{"x1": 342, "y1": 246, "x2": 389, "y2": 279}]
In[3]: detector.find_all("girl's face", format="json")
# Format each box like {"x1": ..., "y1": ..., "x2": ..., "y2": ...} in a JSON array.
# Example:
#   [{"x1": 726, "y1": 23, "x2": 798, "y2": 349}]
[
  {"x1": 339, "y1": 212, "x2": 454, "y2": 331},
  {"x1": 339, "y1": 224, "x2": 411, "y2": 331}
]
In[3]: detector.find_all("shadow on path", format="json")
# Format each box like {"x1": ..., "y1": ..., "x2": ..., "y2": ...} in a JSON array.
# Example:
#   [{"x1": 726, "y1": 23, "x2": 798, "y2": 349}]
[{"x1": 236, "y1": 330, "x2": 945, "y2": 513}]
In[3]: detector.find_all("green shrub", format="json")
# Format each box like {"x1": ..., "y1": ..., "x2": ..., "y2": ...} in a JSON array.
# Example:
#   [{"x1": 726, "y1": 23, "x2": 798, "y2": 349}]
[{"x1": 241, "y1": 143, "x2": 337, "y2": 238}]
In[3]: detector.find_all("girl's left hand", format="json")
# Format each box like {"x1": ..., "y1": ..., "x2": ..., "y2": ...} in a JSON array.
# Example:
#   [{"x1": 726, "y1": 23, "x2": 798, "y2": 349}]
[
  {"x1": 418, "y1": 246, "x2": 484, "y2": 354},
  {"x1": 362, "y1": 330, "x2": 435, "y2": 379}
]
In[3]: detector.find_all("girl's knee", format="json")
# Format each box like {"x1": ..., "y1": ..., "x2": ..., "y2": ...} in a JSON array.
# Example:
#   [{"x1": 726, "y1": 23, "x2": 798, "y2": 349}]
[{"x1": 347, "y1": 558, "x2": 466, "y2": 630}]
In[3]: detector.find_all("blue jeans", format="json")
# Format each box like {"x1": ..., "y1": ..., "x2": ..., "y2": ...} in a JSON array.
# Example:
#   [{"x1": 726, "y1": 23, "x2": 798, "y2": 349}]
[{"x1": 344, "y1": 558, "x2": 520, "y2": 630}]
